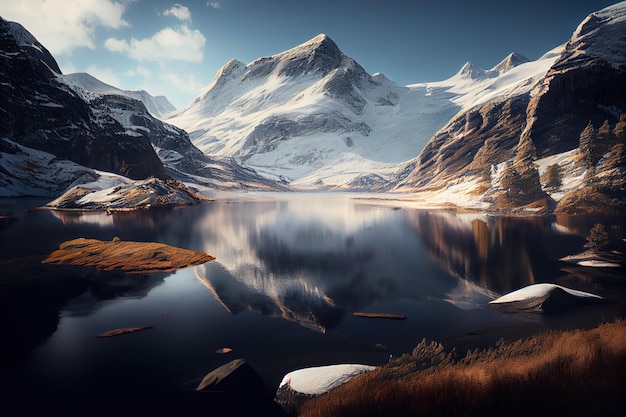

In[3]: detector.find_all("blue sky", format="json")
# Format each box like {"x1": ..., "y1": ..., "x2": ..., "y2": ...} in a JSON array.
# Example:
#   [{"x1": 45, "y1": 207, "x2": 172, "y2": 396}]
[{"x1": 1, "y1": 1, "x2": 618, "y2": 108}]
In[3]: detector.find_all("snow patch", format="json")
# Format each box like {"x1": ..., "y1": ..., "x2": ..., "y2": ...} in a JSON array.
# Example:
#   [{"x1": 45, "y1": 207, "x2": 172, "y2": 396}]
[
  {"x1": 279, "y1": 364, "x2": 376, "y2": 395},
  {"x1": 489, "y1": 283, "x2": 602, "y2": 304}
]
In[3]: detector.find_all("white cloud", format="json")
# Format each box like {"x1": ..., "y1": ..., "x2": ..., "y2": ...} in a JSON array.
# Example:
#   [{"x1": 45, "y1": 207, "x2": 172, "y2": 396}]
[
  {"x1": 1, "y1": 0, "x2": 128, "y2": 55},
  {"x1": 161, "y1": 73, "x2": 204, "y2": 95},
  {"x1": 207, "y1": 2, "x2": 222, "y2": 9},
  {"x1": 163, "y1": 4, "x2": 192, "y2": 22},
  {"x1": 138, "y1": 73, "x2": 204, "y2": 108},
  {"x1": 127, "y1": 66, "x2": 152, "y2": 78},
  {"x1": 86, "y1": 65, "x2": 122, "y2": 88},
  {"x1": 105, "y1": 26, "x2": 206, "y2": 62},
  {"x1": 58, "y1": 60, "x2": 77, "y2": 75}
]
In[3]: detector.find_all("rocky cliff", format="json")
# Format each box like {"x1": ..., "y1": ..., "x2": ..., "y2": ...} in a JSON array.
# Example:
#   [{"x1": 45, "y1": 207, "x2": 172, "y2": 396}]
[{"x1": 392, "y1": 3, "x2": 626, "y2": 215}]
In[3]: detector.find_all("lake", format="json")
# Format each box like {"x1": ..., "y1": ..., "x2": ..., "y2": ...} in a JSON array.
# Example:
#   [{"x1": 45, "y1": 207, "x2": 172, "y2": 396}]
[{"x1": 1, "y1": 193, "x2": 624, "y2": 414}]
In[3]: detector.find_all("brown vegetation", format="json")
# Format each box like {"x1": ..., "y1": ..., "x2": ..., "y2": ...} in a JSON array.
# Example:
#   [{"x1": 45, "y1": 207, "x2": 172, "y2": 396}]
[
  {"x1": 299, "y1": 320, "x2": 626, "y2": 417},
  {"x1": 42, "y1": 237, "x2": 215, "y2": 274}
]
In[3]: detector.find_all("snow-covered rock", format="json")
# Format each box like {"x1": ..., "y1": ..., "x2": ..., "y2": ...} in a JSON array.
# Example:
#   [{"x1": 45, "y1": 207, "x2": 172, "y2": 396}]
[
  {"x1": 278, "y1": 364, "x2": 376, "y2": 395},
  {"x1": 275, "y1": 364, "x2": 376, "y2": 414},
  {"x1": 45, "y1": 177, "x2": 210, "y2": 211},
  {"x1": 489, "y1": 283, "x2": 603, "y2": 314},
  {"x1": 166, "y1": 31, "x2": 566, "y2": 191}
]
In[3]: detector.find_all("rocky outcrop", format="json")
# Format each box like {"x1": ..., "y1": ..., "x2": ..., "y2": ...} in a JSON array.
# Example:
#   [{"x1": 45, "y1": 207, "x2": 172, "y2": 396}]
[
  {"x1": 45, "y1": 177, "x2": 211, "y2": 211},
  {"x1": 196, "y1": 359, "x2": 270, "y2": 397},
  {"x1": 1, "y1": 18, "x2": 280, "y2": 197},
  {"x1": 194, "y1": 359, "x2": 289, "y2": 416},
  {"x1": 397, "y1": 95, "x2": 529, "y2": 190}
]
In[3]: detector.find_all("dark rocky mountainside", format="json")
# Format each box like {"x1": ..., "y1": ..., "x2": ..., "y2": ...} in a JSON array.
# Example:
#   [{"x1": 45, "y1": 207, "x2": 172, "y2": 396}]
[{"x1": 0, "y1": 19, "x2": 166, "y2": 180}]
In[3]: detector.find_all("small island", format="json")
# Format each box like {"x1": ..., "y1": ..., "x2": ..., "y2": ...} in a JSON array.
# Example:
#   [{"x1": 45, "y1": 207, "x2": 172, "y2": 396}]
[{"x1": 42, "y1": 237, "x2": 215, "y2": 274}]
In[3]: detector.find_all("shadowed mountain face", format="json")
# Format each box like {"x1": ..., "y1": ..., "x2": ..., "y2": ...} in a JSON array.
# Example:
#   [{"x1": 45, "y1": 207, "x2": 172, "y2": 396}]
[{"x1": 0, "y1": 19, "x2": 166, "y2": 180}]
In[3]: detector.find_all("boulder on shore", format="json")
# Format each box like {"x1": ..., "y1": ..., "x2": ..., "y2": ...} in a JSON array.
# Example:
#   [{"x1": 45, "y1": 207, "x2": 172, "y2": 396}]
[
  {"x1": 275, "y1": 364, "x2": 376, "y2": 415},
  {"x1": 489, "y1": 283, "x2": 603, "y2": 314}
]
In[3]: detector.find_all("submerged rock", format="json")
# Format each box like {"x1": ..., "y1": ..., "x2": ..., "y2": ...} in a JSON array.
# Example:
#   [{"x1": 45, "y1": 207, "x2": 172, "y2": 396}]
[{"x1": 489, "y1": 283, "x2": 603, "y2": 314}]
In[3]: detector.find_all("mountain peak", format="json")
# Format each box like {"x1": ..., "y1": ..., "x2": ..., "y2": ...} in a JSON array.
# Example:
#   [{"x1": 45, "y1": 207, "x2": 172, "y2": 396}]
[
  {"x1": 216, "y1": 59, "x2": 247, "y2": 80},
  {"x1": 282, "y1": 33, "x2": 341, "y2": 59},
  {"x1": 457, "y1": 61, "x2": 487, "y2": 80},
  {"x1": 491, "y1": 52, "x2": 530, "y2": 74},
  {"x1": 301, "y1": 33, "x2": 333, "y2": 47},
  {"x1": 257, "y1": 33, "x2": 344, "y2": 77}
]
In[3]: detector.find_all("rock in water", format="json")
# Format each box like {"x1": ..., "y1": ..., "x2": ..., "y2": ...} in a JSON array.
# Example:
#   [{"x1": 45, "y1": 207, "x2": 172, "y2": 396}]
[
  {"x1": 196, "y1": 359, "x2": 270, "y2": 398},
  {"x1": 489, "y1": 283, "x2": 603, "y2": 314}
]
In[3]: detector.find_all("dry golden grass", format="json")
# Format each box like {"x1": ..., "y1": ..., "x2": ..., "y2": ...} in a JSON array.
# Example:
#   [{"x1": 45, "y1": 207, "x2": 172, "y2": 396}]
[
  {"x1": 42, "y1": 237, "x2": 215, "y2": 274},
  {"x1": 300, "y1": 320, "x2": 626, "y2": 417}
]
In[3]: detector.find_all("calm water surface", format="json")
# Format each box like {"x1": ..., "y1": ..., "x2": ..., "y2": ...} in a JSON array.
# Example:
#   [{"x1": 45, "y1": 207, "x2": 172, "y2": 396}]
[{"x1": 0, "y1": 193, "x2": 624, "y2": 409}]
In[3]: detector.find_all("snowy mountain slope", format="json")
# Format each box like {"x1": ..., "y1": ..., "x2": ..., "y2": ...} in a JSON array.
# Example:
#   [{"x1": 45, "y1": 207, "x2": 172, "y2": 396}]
[
  {"x1": 167, "y1": 34, "x2": 563, "y2": 188},
  {"x1": 392, "y1": 1, "x2": 626, "y2": 215},
  {"x1": 0, "y1": 138, "x2": 98, "y2": 197},
  {"x1": 60, "y1": 72, "x2": 176, "y2": 118},
  {"x1": 410, "y1": 48, "x2": 562, "y2": 114},
  {"x1": 59, "y1": 72, "x2": 282, "y2": 191}
]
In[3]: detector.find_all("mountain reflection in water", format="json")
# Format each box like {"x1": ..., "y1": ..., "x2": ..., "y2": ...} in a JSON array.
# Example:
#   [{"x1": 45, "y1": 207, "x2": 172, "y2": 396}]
[{"x1": 179, "y1": 195, "x2": 624, "y2": 332}]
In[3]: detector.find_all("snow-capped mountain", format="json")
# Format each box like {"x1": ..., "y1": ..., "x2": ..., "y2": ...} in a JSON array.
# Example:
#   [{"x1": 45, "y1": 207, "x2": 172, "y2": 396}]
[
  {"x1": 167, "y1": 34, "x2": 454, "y2": 188},
  {"x1": 167, "y1": 33, "x2": 561, "y2": 189},
  {"x1": 392, "y1": 1, "x2": 626, "y2": 215},
  {"x1": 60, "y1": 72, "x2": 176, "y2": 118}
]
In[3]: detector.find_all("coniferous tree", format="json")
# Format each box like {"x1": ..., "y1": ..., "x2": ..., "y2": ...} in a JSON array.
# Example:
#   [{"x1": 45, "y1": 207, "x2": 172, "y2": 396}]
[
  {"x1": 596, "y1": 119, "x2": 614, "y2": 158},
  {"x1": 584, "y1": 223, "x2": 609, "y2": 253},
  {"x1": 545, "y1": 164, "x2": 561, "y2": 189},
  {"x1": 579, "y1": 121, "x2": 596, "y2": 167}
]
